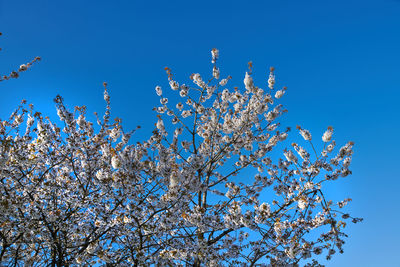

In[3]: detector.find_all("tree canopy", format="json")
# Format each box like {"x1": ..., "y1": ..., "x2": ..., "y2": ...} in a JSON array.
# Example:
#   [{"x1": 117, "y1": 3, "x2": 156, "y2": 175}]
[{"x1": 0, "y1": 44, "x2": 362, "y2": 266}]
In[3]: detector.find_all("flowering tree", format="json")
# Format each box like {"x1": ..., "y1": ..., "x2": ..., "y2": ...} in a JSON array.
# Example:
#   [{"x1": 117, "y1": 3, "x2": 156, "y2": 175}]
[{"x1": 0, "y1": 45, "x2": 361, "y2": 266}]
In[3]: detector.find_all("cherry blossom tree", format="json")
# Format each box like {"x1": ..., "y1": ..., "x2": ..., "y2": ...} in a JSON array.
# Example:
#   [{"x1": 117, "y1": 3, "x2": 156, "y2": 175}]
[{"x1": 0, "y1": 44, "x2": 361, "y2": 266}]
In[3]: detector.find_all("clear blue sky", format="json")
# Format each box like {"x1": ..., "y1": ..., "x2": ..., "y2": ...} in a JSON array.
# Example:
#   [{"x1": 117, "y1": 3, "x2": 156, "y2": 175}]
[{"x1": 1, "y1": 0, "x2": 399, "y2": 266}]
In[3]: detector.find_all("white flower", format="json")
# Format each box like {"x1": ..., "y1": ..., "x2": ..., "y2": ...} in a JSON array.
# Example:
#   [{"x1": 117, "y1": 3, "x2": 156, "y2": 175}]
[
  {"x1": 104, "y1": 90, "x2": 110, "y2": 102},
  {"x1": 275, "y1": 88, "x2": 286, "y2": 99},
  {"x1": 268, "y1": 68, "x2": 275, "y2": 89},
  {"x1": 111, "y1": 156, "x2": 121, "y2": 169},
  {"x1": 19, "y1": 64, "x2": 28, "y2": 71},
  {"x1": 192, "y1": 73, "x2": 202, "y2": 84},
  {"x1": 77, "y1": 115, "x2": 85, "y2": 127},
  {"x1": 343, "y1": 157, "x2": 351, "y2": 167},
  {"x1": 160, "y1": 98, "x2": 168, "y2": 105},
  {"x1": 258, "y1": 203, "x2": 270, "y2": 215},
  {"x1": 298, "y1": 197, "x2": 307, "y2": 210},
  {"x1": 57, "y1": 108, "x2": 64, "y2": 120},
  {"x1": 244, "y1": 72, "x2": 254, "y2": 91},
  {"x1": 86, "y1": 243, "x2": 97, "y2": 254},
  {"x1": 262, "y1": 157, "x2": 271, "y2": 165},
  {"x1": 297, "y1": 126, "x2": 312, "y2": 141},
  {"x1": 228, "y1": 201, "x2": 241, "y2": 215},
  {"x1": 27, "y1": 114, "x2": 34, "y2": 127},
  {"x1": 169, "y1": 80, "x2": 179, "y2": 90},
  {"x1": 284, "y1": 150, "x2": 297, "y2": 163},
  {"x1": 213, "y1": 66, "x2": 220, "y2": 79},
  {"x1": 96, "y1": 170, "x2": 105, "y2": 180},
  {"x1": 181, "y1": 110, "x2": 192, "y2": 118},
  {"x1": 286, "y1": 246, "x2": 297, "y2": 259},
  {"x1": 304, "y1": 181, "x2": 314, "y2": 190},
  {"x1": 155, "y1": 86, "x2": 162, "y2": 96},
  {"x1": 37, "y1": 121, "x2": 44, "y2": 133},
  {"x1": 211, "y1": 48, "x2": 219, "y2": 63},
  {"x1": 179, "y1": 89, "x2": 188, "y2": 97},
  {"x1": 176, "y1": 102, "x2": 184, "y2": 110},
  {"x1": 322, "y1": 126, "x2": 333, "y2": 142},
  {"x1": 123, "y1": 215, "x2": 132, "y2": 224},
  {"x1": 13, "y1": 114, "x2": 23, "y2": 125},
  {"x1": 156, "y1": 118, "x2": 165, "y2": 131},
  {"x1": 170, "y1": 172, "x2": 179, "y2": 188},
  {"x1": 266, "y1": 111, "x2": 278, "y2": 122},
  {"x1": 327, "y1": 140, "x2": 336, "y2": 152},
  {"x1": 110, "y1": 127, "x2": 121, "y2": 140},
  {"x1": 219, "y1": 78, "x2": 228, "y2": 86},
  {"x1": 274, "y1": 221, "x2": 282, "y2": 234},
  {"x1": 292, "y1": 144, "x2": 310, "y2": 160},
  {"x1": 279, "y1": 132, "x2": 288, "y2": 141}
]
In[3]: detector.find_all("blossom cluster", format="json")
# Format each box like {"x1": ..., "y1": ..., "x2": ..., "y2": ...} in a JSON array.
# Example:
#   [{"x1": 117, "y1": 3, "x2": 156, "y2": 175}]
[
  {"x1": 0, "y1": 33, "x2": 41, "y2": 82},
  {"x1": 0, "y1": 49, "x2": 361, "y2": 266}
]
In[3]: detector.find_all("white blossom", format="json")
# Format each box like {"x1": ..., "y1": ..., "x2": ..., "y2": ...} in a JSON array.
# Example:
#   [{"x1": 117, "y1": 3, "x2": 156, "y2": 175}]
[
  {"x1": 155, "y1": 86, "x2": 163, "y2": 96},
  {"x1": 284, "y1": 150, "x2": 298, "y2": 163},
  {"x1": 275, "y1": 87, "x2": 286, "y2": 99},
  {"x1": 322, "y1": 126, "x2": 334, "y2": 142},
  {"x1": 298, "y1": 197, "x2": 308, "y2": 210},
  {"x1": 211, "y1": 48, "x2": 219, "y2": 64},
  {"x1": 219, "y1": 78, "x2": 228, "y2": 86},
  {"x1": 244, "y1": 72, "x2": 255, "y2": 91},
  {"x1": 298, "y1": 126, "x2": 312, "y2": 141},
  {"x1": 268, "y1": 68, "x2": 275, "y2": 89},
  {"x1": 111, "y1": 156, "x2": 121, "y2": 169},
  {"x1": 19, "y1": 64, "x2": 28, "y2": 71},
  {"x1": 213, "y1": 66, "x2": 220, "y2": 79},
  {"x1": 169, "y1": 80, "x2": 179, "y2": 90}
]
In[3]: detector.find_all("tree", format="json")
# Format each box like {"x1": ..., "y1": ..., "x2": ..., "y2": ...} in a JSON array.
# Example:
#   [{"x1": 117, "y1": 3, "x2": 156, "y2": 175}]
[{"x1": 0, "y1": 44, "x2": 361, "y2": 266}]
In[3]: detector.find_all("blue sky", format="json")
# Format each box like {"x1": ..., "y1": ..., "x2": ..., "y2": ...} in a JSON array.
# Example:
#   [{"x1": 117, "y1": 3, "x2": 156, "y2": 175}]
[{"x1": 1, "y1": 0, "x2": 400, "y2": 266}]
